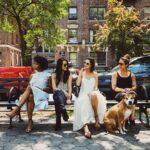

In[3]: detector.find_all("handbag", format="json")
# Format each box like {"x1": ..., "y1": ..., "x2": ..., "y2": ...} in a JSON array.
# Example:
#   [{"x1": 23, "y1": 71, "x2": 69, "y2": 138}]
[{"x1": 73, "y1": 84, "x2": 80, "y2": 97}]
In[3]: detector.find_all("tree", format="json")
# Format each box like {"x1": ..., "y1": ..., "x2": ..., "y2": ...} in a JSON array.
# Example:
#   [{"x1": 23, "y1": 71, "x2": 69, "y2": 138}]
[
  {"x1": 0, "y1": 0, "x2": 70, "y2": 65},
  {"x1": 94, "y1": 0, "x2": 150, "y2": 66}
]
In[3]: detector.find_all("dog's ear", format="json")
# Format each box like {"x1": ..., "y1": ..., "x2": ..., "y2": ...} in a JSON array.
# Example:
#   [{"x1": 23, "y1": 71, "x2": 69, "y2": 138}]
[
  {"x1": 115, "y1": 92, "x2": 126, "y2": 101},
  {"x1": 129, "y1": 91, "x2": 137, "y2": 98}
]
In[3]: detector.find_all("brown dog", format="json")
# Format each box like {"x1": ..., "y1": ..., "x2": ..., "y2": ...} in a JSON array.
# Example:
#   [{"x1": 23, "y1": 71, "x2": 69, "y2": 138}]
[{"x1": 104, "y1": 91, "x2": 136, "y2": 134}]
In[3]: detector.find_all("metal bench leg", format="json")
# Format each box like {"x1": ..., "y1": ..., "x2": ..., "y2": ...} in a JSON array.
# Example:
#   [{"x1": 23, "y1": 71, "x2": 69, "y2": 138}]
[
  {"x1": 8, "y1": 118, "x2": 13, "y2": 129},
  {"x1": 143, "y1": 107, "x2": 149, "y2": 127},
  {"x1": 139, "y1": 106, "x2": 142, "y2": 122},
  {"x1": 18, "y1": 110, "x2": 23, "y2": 123}
]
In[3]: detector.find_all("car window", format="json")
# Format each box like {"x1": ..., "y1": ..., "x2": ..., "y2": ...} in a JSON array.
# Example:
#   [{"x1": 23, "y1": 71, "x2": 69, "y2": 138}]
[
  {"x1": 131, "y1": 57, "x2": 150, "y2": 65},
  {"x1": 129, "y1": 64, "x2": 150, "y2": 74}
]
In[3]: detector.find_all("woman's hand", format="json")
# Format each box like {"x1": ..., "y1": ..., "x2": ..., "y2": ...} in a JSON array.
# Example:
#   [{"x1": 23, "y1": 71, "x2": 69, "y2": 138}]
[
  {"x1": 66, "y1": 99, "x2": 72, "y2": 104},
  {"x1": 121, "y1": 88, "x2": 126, "y2": 93},
  {"x1": 124, "y1": 88, "x2": 132, "y2": 92},
  {"x1": 79, "y1": 68, "x2": 84, "y2": 77}
]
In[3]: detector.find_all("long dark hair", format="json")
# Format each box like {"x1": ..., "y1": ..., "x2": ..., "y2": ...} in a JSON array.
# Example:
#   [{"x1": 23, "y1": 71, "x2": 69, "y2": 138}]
[
  {"x1": 55, "y1": 58, "x2": 70, "y2": 86},
  {"x1": 86, "y1": 57, "x2": 95, "y2": 72}
]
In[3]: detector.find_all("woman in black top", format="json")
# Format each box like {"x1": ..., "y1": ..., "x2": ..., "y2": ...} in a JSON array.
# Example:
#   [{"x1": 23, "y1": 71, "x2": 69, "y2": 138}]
[{"x1": 111, "y1": 54, "x2": 137, "y2": 122}]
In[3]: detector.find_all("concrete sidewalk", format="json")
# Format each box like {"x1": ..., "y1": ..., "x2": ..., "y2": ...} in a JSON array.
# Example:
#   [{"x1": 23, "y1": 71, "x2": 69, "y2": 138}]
[{"x1": 0, "y1": 112, "x2": 149, "y2": 150}]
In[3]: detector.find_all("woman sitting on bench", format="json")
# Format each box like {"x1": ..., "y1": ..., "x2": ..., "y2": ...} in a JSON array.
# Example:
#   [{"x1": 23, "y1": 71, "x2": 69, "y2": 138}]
[
  {"x1": 7, "y1": 56, "x2": 51, "y2": 133},
  {"x1": 111, "y1": 54, "x2": 137, "y2": 125},
  {"x1": 51, "y1": 58, "x2": 72, "y2": 131}
]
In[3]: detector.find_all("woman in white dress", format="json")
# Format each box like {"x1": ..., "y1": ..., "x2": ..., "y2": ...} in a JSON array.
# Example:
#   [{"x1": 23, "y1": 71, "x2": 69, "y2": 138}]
[
  {"x1": 7, "y1": 56, "x2": 51, "y2": 132},
  {"x1": 73, "y1": 58, "x2": 107, "y2": 138}
]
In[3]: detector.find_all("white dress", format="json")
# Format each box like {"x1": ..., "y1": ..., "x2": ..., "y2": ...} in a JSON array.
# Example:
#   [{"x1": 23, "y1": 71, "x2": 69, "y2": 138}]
[
  {"x1": 73, "y1": 72, "x2": 107, "y2": 131},
  {"x1": 16, "y1": 69, "x2": 51, "y2": 111}
]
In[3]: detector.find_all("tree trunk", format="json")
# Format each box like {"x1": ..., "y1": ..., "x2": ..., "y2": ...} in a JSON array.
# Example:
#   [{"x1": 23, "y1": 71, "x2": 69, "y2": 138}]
[
  {"x1": 107, "y1": 43, "x2": 117, "y2": 68},
  {"x1": 15, "y1": 16, "x2": 28, "y2": 66},
  {"x1": 118, "y1": 31, "x2": 126, "y2": 58},
  {"x1": 134, "y1": 38, "x2": 143, "y2": 56}
]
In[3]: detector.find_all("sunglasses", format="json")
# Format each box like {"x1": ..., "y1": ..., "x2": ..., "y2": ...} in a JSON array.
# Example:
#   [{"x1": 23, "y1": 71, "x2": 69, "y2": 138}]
[
  {"x1": 63, "y1": 63, "x2": 68, "y2": 67},
  {"x1": 84, "y1": 62, "x2": 90, "y2": 65},
  {"x1": 119, "y1": 63, "x2": 124, "y2": 66}
]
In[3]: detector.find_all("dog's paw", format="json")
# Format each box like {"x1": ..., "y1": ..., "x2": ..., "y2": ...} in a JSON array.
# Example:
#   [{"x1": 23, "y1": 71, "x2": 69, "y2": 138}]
[
  {"x1": 123, "y1": 128, "x2": 128, "y2": 132},
  {"x1": 115, "y1": 130, "x2": 119, "y2": 134},
  {"x1": 120, "y1": 131, "x2": 126, "y2": 134}
]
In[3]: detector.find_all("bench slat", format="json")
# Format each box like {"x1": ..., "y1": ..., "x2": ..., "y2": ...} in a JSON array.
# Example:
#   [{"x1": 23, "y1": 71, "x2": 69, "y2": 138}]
[{"x1": 0, "y1": 101, "x2": 17, "y2": 107}]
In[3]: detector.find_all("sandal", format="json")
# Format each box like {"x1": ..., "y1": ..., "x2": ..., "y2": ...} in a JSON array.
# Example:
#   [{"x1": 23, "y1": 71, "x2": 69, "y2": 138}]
[
  {"x1": 6, "y1": 106, "x2": 20, "y2": 119},
  {"x1": 26, "y1": 119, "x2": 33, "y2": 133},
  {"x1": 84, "y1": 125, "x2": 92, "y2": 139}
]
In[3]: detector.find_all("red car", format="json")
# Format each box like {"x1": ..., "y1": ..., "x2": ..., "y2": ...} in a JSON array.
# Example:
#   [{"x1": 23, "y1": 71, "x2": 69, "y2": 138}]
[{"x1": 0, "y1": 67, "x2": 33, "y2": 78}]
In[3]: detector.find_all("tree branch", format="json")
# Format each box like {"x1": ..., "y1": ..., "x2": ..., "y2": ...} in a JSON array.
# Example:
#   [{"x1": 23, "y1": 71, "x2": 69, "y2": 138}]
[
  {"x1": 18, "y1": 1, "x2": 34, "y2": 15},
  {"x1": 0, "y1": 3, "x2": 16, "y2": 17}
]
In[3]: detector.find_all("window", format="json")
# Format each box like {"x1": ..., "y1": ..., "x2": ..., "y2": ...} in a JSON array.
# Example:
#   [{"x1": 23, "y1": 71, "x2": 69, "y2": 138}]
[
  {"x1": 144, "y1": 7, "x2": 150, "y2": 19},
  {"x1": 69, "y1": 52, "x2": 77, "y2": 64},
  {"x1": 16, "y1": 53, "x2": 19, "y2": 65},
  {"x1": 144, "y1": 7, "x2": 150, "y2": 14},
  {"x1": 89, "y1": 30, "x2": 96, "y2": 43},
  {"x1": 89, "y1": 7, "x2": 105, "y2": 20},
  {"x1": 68, "y1": 29, "x2": 78, "y2": 43},
  {"x1": 37, "y1": 45, "x2": 43, "y2": 52},
  {"x1": 10, "y1": 52, "x2": 14, "y2": 66},
  {"x1": 90, "y1": 52, "x2": 97, "y2": 60},
  {"x1": 69, "y1": 7, "x2": 77, "y2": 20},
  {"x1": 97, "y1": 52, "x2": 106, "y2": 65},
  {"x1": 60, "y1": 51, "x2": 66, "y2": 58}
]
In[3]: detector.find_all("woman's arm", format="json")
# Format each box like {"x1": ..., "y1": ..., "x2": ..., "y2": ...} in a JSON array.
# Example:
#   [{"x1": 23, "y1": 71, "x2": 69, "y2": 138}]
[
  {"x1": 131, "y1": 73, "x2": 137, "y2": 91},
  {"x1": 26, "y1": 74, "x2": 33, "y2": 90},
  {"x1": 67, "y1": 74, "x2": 73, "y2": 99},
  {"x1": 111, "y1": 72, "x2": 125, "y2": 93},
  {"x1": 42, "y1": 76, "x2": 53, "y2": 94},
  {"x1": 51, "y1": 73, "x2": 57, "y2": 92},
  {"x1": 94, "y1": 72, "x2": 98, "y2": 91},
  {"x1": 76, "y1": 68, "x2": 83, "y2": 86}
]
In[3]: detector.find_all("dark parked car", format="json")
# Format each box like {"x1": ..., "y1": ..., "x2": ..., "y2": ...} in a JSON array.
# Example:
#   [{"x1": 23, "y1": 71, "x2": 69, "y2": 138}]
[{"x1": 98, "y1": 55, "x2": 150, "y2": 100}]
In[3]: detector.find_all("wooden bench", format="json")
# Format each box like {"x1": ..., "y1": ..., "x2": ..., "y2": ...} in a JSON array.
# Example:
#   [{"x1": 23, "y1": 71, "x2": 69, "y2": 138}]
[
  {"x1": 0, "y1": 78, "x2": 29, "y2": 127},
  {"x1": 0, "y1": 78, "x2": 149, "y2": 128}
]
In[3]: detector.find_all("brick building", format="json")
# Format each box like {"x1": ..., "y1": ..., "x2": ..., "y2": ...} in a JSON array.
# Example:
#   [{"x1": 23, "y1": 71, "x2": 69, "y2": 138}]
[
  {"x1": 0, "y1": 31, "x2": 22, "y2": 67},
  {"x1": 0, "y1": 1, "x2": 149, "y2": 67},
  {"x1": 55, "y1": 0, "x2": 150, "y2": 68},
  {"x1": 56, "y1": 0, "x2": 107, "y2": 68}
]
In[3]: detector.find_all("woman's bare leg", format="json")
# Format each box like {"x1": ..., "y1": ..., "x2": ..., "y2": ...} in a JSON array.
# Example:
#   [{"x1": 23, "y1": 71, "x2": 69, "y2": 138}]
[
  {"x1": 26, "y1": 94, "x2": 34, "y2": 133},
  {"x1": 7, "y1": 88, "x2": 32, "y2": 118},
  {"x1": 91, "y1": 93, "x2": 100, "y2": 128}
]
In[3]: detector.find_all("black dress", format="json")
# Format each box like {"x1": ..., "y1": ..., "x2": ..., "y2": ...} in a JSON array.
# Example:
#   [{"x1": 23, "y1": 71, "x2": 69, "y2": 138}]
[
  {"x1": 116, "y1": 72, "x2": 132, "y2": 89},
  {"x1": 115, "y1": 72, "x2": 133, "y2": 102}
]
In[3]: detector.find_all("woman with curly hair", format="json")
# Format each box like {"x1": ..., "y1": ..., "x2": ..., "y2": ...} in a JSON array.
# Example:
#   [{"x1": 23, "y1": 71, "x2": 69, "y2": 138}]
[
  {"x1": 7, "y1": 56, "x2": 51, "y2": 132},
  {"x1": 51, "y1": 58, "x2": 72, "y2": 131}
]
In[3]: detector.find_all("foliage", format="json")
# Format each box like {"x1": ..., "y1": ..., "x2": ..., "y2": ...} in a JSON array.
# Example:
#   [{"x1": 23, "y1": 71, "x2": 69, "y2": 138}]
[
  {"x1": 95, "y1": 0, "x2": 150, "y2": 60},
  {"x1": 0, "y1": 0, "x2": 70, "y2": 64}
]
